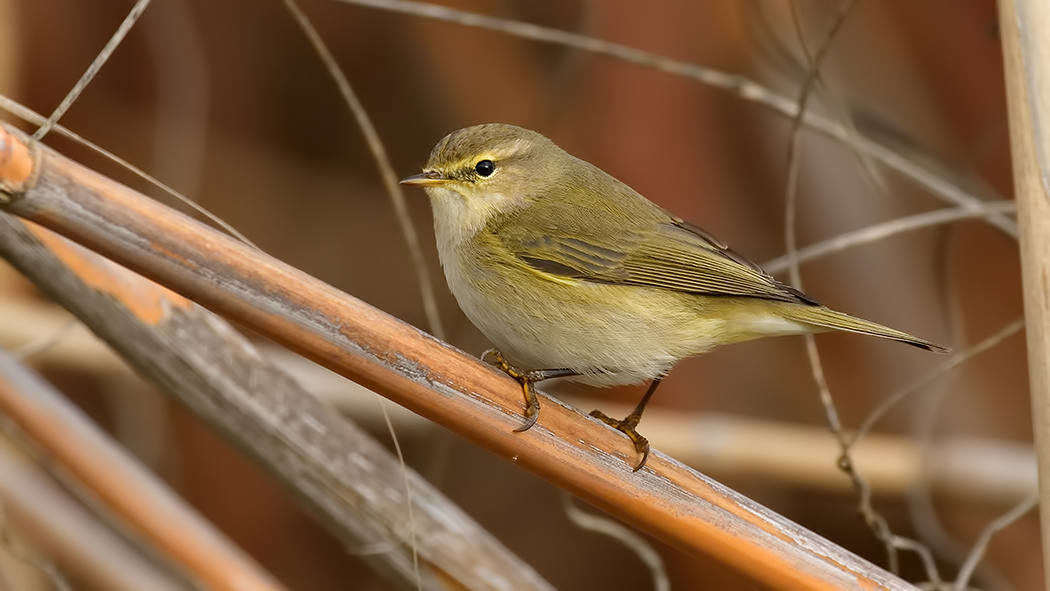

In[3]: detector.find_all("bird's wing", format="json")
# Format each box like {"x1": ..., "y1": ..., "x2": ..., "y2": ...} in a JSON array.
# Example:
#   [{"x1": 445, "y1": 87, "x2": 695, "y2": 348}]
[{"x1": 499, "y1": 211, "x2": 817, "y2": 305}]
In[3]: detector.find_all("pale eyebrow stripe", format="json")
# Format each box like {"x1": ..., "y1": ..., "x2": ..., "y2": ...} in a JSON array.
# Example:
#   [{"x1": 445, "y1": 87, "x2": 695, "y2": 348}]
[{"x1": 491, "y1": 138, "x2": 531, "y2": 160}]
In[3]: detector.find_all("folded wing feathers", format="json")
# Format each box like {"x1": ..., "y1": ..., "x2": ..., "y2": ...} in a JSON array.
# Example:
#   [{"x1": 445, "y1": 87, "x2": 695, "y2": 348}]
[{"x1": 514, "y1": 224, "x2": 813, "y2": 305}]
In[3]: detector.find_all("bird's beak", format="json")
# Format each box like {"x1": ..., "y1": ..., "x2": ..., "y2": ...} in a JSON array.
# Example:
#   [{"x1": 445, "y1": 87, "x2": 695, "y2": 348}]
[{"x1": 400, "y1": 170, "x2": 449, "y2": 186}]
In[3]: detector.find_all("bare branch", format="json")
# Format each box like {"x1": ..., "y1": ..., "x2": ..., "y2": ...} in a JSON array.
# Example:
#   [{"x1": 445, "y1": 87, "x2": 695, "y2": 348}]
[
  {"x1": 850, "y1": 319, "x2": 1026, "y2": 447},
  {"x1": 281, "y1": 0, "x2": 445, "y2": 340},
  {"x1": 761, "y1": 202, "x2": 1017, "y2": 276},
  {"x1": 952, "y1": 491, "x2": 1038, "y2": 591},
  {"x1": 0, "y1": 95, "x2": 257, "y2": 247},
  {"x1": 782, "y1": 3, "x2": 940, "y2": 582},
  {"x1": 562, "y1": 493, "x2": 669, "y2": 591}
]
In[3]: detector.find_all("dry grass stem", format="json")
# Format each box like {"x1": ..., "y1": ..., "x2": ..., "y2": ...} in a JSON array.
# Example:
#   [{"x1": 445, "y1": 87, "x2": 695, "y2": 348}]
[
  {"x1": 952, "y1": 491, "x2": 1038, "y2": 591},
  {"x1": 783, "y1": 4, "x2": 941, "y2": 582},
  {"x1": 762, "y1": 201, "x2": 1017, "y2": 275},
  {"x1": 281, "y1": 0, "x2": 445, "y2": 341},
  {"x1": 850, "y1": 319, "x2": 1026, "y2": 448},
  {"x1": 32, "y1": 0, "x2": 152, "y2": 141},
  {"x1": 0, "y1": 95, "x2": 257, "y2": 247},
  {"x1": 561, "y1": 493, "x2": 670, "y2": 591}
]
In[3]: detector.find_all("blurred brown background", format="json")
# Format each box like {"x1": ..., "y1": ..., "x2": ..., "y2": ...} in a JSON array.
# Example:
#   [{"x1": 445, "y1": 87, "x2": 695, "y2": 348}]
[{"x1": 0, "y1": 0, "x2": 1036, "y2": 590}]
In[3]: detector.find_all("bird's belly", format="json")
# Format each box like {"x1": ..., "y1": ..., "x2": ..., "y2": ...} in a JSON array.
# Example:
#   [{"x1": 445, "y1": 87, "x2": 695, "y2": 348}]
[{"x1": 444, "y1": 255, "x2": 725, "y2": 386}]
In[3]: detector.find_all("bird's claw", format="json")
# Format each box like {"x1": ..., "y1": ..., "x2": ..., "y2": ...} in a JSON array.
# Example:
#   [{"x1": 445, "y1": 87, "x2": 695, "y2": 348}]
[
  {"x1": 589, "y1": 409, "x2": 651, "y2": 472},
  {"x1": 484, "y1": 348, "x2": 541, "y2": 431}
]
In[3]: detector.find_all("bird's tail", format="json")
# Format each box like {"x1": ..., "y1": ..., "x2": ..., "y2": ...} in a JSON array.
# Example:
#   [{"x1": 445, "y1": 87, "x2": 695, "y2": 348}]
[{"x1": 785, "y1": 305, "x2": 951, "y2": 354}]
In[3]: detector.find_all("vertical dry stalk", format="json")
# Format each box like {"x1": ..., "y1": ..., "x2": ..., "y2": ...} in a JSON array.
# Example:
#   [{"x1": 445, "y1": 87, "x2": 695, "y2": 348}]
[{"x1": 998, "y1": 0, "x2": 1050, "y2": 587}]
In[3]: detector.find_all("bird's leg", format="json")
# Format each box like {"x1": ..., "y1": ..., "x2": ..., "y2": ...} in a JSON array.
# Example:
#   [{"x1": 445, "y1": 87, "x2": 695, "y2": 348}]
[
  {"x1": 590, "y1": 378, "x2": 663, "y2": 472},
  {"x1": 482, "y1": 349, "x2": 579, "y2": 432}
]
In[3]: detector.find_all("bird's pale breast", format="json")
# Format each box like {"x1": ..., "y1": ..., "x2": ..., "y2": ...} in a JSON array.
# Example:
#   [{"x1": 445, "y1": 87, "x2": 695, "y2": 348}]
[{"x1": 440, "y1": 233, "x2": 728, "y2": 386}]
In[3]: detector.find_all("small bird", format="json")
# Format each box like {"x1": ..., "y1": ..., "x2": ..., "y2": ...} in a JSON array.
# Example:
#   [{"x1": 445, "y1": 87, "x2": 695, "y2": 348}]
[{"x1": 402, "y1": 123, "x2": 949, "y2": 471}]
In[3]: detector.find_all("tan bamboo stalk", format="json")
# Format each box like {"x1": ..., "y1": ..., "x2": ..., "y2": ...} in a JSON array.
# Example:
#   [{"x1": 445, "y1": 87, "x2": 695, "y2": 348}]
[{"x1": 997, "y1": 0, "x2": 1050, "y2": 587}]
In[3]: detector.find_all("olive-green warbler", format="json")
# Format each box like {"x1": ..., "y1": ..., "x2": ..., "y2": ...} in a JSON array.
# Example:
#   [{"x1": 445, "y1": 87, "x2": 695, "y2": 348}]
[{"x1": 402, "y1": 123, "x2": 949, "y2": 471}]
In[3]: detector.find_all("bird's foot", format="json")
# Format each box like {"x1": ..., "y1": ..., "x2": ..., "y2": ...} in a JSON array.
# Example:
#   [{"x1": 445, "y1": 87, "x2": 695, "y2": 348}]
[
  {"x1": 483, "y1": 349, "x2": 580, "y2": 432},
  {"x1": 589, "y1": 409, "x2": 651, "y2": 472},
  {"x1": 482, "y1": 349, "x2": 540, "y2": 432}
]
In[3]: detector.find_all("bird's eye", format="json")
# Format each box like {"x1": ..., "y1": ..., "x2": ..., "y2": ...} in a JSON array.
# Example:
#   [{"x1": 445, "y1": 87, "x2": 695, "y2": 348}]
[{"x1": 474, "y1": 159, "x2": 496, "y2": 177}]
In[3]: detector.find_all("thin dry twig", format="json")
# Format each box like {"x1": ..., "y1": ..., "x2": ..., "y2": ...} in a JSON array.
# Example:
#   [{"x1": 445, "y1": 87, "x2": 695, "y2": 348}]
[
  {"x1": 780, "y1": 0, "x2": 853, "y2": 448},
  {"x1": 782, "y1": 2, "x2": 941, "y2": 582},
  {"x1": 332, "y1": 0, "x2": 1017, "y2": 238},
  {"x1": 762, "y1": 201, "x2": 1017, "y2": 275},
  {"x1": 33, "y1": 0, "x2": 153, "y2": 141},
  {"x1": 281, "y1": 0, "x2": 445, "y2": 340},
  {"x1": 561, "y1": 493, "x2": 669, "y2": 591},
  {"x1": 280, "y1": 4, "x2": 426, "y2": 586},
  {"x1": 16, "y1": 0, "x2": 243, "y2": 255},
  {"x1": 906, "y1": 395, "x2": 1015, "y2": 591},
  {"x1": 952, "y1": 491, "x2": 1038, "y2": 591},
  {"x1": 0, "y1": 96, "x2": 258, "y2": 248},
  {"x1": 850, "y1": 319, "x2": 1026, "y2": 447},
  {"x1": 785, "y1": 2, "x2": 891, "y2": 200},
  {"x1": 858, "y1": 320, "x2": 1028, "y2": 589},
  {"x1": 374, "y1": 397, "x2": 421, "y2": 590},
  {"x1": 0, "y1": 120, "x2": 921, "y2": 591}
]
